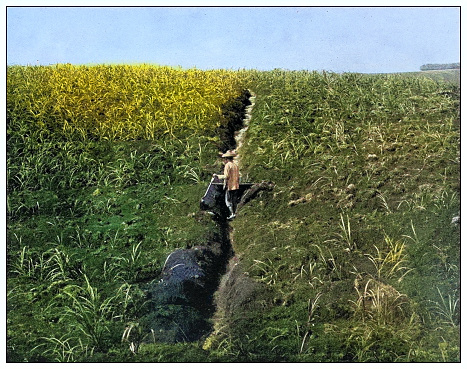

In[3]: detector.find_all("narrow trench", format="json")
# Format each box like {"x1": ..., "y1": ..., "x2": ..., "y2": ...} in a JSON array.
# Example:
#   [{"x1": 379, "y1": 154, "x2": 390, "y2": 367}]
[{"x1": 140, "y1": 91, "x2": 256, "y2": 344}]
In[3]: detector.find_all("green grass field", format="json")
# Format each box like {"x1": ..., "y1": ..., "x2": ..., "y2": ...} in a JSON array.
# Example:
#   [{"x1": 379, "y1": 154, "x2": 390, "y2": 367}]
[
  {"x1": 218, "y1": 70, "x2": 460, "y2": 362},
  {"x1": 6, "y1": 66, "x2": 460, "y2": 362}
]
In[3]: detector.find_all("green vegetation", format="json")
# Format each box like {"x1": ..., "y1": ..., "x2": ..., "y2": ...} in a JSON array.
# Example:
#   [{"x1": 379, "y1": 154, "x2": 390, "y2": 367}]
[
  {"x1": 6, "y1": 65, "x2": 460, "y2": 362},
  {"x1": 212, "y1": 69, "x2": 460, "y2": 362}
]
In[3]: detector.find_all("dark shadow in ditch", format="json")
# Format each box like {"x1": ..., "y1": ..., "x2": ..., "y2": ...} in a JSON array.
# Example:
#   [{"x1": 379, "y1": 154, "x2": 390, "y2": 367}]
[{"x1": 141, "y1": 212, "x2": 234, "y2": 343}]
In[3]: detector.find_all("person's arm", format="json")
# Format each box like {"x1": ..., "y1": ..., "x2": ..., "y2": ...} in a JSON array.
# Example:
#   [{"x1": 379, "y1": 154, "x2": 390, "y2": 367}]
[{"x1": 222, "y1": 163, "x2": 231, "y2": 189}]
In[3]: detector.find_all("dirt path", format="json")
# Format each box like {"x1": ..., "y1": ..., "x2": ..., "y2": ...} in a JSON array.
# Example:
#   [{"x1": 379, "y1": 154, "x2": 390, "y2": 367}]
[{"x1": 233, "y1": 90, "x2": 256, "y2": 168}]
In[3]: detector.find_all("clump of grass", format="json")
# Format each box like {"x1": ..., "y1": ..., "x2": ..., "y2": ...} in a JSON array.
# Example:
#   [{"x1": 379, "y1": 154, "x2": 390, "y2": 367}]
[
  {"x1": 34, "y1": 335, "x2": 94, "y2": 363},
  {"x1": 351, "y1": 277, "x2": 411, "y2": 325},
  {"x1": 429, "y1": 287, "x2": 459, "y2": 327},
  {"x1": 292, "y1": 261, "x2": 324, "y2": 289},
  {"x1": 296, "y1": 292, "x2": 322, "y2": 355},
  {"x1": 313, "y1": 244, "x2": 346, "y2": 281},
  {"x1": 337, "y1": 213, "x2": 354, "y2": 250},
  {"x1": 250, "y1": 258, "x2": 281, "y2": 285},
  {"x1": 10, "y1": 243, "x2": 76, "y2": 288},
  {"x1": 365, "y1": 234, "x2": 413, "y2": 282},
  {"x1": 60, "y1": 275, "x2": 118, "y2": 350}
]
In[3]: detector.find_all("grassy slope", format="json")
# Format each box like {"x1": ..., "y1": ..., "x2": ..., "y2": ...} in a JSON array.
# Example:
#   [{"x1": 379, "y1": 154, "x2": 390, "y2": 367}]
[
  {"x1": 207, "y1": 70, "x2": 460, "y2": 362},
  {"x1": 6, "y1": 136, "x2": 218, "y2": 361},
  {"x1": 6, "y1": 68, "x2": 460, "y2": 362}
]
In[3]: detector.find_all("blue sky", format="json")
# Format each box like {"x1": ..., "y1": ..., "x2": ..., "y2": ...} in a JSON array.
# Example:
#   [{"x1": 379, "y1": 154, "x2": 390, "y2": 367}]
[{"x1": 4, "y1": 3, "x2": 461, "y2": 73}]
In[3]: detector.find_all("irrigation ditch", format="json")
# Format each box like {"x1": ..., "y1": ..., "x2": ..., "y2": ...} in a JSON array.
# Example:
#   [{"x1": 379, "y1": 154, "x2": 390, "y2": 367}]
[{"x1": 135, "y1": 90, "x2": 273, "y2": 345}]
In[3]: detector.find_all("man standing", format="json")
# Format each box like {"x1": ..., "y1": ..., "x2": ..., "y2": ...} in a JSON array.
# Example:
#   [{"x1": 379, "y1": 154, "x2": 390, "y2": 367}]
[{"x1": 214, "y1": 150, "x2": 240, "y2": 220}]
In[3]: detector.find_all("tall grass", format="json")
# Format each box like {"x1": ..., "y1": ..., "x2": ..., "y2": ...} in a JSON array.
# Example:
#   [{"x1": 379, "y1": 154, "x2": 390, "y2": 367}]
[{"x1": 7, "y1": 64, "x2": 246, "y2": 140}]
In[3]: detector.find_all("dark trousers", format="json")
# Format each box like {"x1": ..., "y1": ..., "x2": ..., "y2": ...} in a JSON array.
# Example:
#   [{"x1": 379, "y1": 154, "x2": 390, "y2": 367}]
[{"x1": 225, "y1": 189, "x2": 239, "y2": 215}]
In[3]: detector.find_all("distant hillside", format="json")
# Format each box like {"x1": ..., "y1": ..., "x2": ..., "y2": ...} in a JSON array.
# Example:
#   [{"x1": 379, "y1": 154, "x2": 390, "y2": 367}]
[
  {"x1": 420, "y1": 63, "x2": 460, "y2": 71},
  {"x1": 405, "y1": 68, "x2": 460, "y2": 84}
]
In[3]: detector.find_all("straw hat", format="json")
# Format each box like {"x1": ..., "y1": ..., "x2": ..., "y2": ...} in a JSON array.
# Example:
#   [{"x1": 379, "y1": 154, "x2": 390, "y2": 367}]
[{"x1": 221, "y1": 150, "x2": 237, "y2": 158}]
